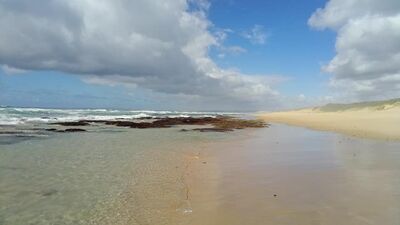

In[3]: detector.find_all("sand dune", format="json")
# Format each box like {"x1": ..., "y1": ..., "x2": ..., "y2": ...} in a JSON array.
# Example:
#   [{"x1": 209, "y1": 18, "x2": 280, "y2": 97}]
[{"x1": 258, "y1": 99, "x2": 400, "y2": 141}]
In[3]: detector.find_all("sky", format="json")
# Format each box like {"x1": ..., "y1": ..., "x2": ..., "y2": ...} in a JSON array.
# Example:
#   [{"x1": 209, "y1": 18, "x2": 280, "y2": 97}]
[{"x1": 0, "y1": 0, "x2": 399, "y2": 111}]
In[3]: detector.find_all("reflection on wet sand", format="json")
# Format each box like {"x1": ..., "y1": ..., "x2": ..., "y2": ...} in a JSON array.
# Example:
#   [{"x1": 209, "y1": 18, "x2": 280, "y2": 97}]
[{"x1": 189, "y1": 124, "x2": 400, "y2": 225}]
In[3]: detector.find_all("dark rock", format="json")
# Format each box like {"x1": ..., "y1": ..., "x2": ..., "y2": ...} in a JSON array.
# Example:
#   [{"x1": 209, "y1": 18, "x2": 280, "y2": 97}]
[
  {"x1": 192, "y1": 128, "x2": 234, "y2": 132},
  {"x1": 56, "y1": 128, "x2": 87, "y2": 132},
  {"x1": 41, "y1": 189, "x2": 58, "y2": 197},
  {"x1": 105, "y1": 121, "x2": 172, "y2": 128},
  {"x1": 65, "y1": 128, "x2": 86, "y2": 132},
  {"x1": 0, "y1": 131, "x2": 24, "y2": 135},
  {"x1": 45, "y1": 128, "x2": 58, "y2": 131},
  {"x1": 137, "y1": 117, "x2": 154, "y2": 120},
  {"x1": 53, "y1": 121, "x2": 90, "y2": 126}
]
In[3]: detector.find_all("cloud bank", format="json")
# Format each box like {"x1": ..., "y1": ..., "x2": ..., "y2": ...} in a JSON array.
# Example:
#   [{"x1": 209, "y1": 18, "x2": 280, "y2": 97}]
[
  {"x1": 0, "y1": 0, "x2": 279, "y2": 109},
  {"x1": 309, "y1": 0, "x2": 400, "y2": 100}
]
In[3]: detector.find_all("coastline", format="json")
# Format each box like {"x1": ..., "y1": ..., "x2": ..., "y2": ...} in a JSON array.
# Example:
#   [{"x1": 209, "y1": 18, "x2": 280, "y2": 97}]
[
  {"x1": 2, "y1": 118, "x2": 400, "y2": 224},
  {"x1": 0, "y1": 109, "x2": 266, "y2": 224},
  {"x1": 257, "y1": 107, "x2": 400, "y2": 141}
]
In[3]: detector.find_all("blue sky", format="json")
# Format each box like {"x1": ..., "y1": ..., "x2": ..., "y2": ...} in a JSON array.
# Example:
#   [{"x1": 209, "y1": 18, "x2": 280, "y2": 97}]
[
  {"x1": 208, "y1": 0, "x2": 335, "y2": 96},
  {"x1": 0, "y1": 0, "x2": 398, "y2": 110}
]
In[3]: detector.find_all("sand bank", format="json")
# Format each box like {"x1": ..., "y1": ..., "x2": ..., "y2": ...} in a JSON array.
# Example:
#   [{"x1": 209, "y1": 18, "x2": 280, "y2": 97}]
[{"x1": 258, "y1": 103, "x2": 400, "y2": 140}]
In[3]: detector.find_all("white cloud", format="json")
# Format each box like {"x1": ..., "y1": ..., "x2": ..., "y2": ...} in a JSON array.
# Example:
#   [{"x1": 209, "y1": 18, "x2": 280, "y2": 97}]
[
  {"x1": 218, "y1": 46, "x2": 247, "y2": 58},
  {"x1": 297, "y1": 94, "x2": 306, "y2": 101},
  {"x1": 309, "y1": 0, "x2": 400, "y2": 29},
  {"x1": 213, "y1": 28, "x2": 247, "y2": 58},
  {"x1": 0, "y1": 0, "x2": 279, "y2": 109},
  {"x1": 309, "y1": 0, "x2": 400, "y2": 100},
  {"x1": 1, "y1": 65, "x2": 27, "y2": 75},
  {"x1": 242, "y1": 25, "x2": 268, "y2": 45}
]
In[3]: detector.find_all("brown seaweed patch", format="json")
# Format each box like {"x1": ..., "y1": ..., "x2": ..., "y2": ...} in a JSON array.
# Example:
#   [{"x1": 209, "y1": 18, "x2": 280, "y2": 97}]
[
  {"x1": 212, "y1": 118, "x2": 268, "y2": 129},
  {"x1": 50, "y1": 117, "x2": 268, "y2": 132}
]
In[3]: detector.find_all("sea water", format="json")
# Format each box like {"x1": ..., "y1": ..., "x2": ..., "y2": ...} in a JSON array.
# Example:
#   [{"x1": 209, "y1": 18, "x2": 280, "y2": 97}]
[{"x1": 0, "y1": 107, "x2": 235, "y2": 225}]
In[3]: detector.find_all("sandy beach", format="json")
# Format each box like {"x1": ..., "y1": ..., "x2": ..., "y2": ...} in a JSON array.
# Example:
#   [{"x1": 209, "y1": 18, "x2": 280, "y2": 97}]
[
  {"x1": 258, "y1": 101, "x2": 400, "y2": 141},
  {"x1": 187, "y1": 124, "x2": 400, "y2": 225},
  {"x1": 2, "y1": 110, "x2": 400, "y2": 224}
]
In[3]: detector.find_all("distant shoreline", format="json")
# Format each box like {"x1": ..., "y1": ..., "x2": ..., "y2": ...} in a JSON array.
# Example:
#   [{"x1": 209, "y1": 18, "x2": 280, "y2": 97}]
[{"x1": 257, "y1": 101, "x2": 400, "y2": 141}]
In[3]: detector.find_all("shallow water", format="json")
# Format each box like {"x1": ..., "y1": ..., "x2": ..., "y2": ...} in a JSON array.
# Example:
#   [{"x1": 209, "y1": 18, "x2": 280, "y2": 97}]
[
  {"x1": 189, "y1": 124, "x2": 400, "y2": 225},
  {"x1": 0, "y1": 127, "x2": 230, "y2": 225},
  {"x1": 1, "y1": 123, "x2": 400, "y2": 225}
]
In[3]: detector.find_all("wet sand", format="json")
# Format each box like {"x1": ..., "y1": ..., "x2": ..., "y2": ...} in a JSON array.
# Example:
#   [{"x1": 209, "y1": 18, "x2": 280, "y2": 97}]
[{"x1": 188, "y1": 124, "x2": 400, "y2": 225}]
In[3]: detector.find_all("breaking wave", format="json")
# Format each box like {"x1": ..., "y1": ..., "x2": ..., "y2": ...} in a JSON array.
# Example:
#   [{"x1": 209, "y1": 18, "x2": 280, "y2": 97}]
[{"x1": 0, "y1": 107, "x2": 241, "y2": 126}]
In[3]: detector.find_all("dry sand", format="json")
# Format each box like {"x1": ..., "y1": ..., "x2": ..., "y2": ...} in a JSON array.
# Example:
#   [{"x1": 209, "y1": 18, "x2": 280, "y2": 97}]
[{"x1": 258, "y1": 101, "x2": 400, "y2": 140}]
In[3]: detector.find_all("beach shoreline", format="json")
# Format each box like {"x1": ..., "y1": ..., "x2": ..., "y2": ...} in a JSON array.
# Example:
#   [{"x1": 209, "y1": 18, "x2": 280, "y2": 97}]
[
  {"x1": 257, "y1": 106, "x2": 400, "y2": 141},
  {"x1": 2, "y1": 119, "x2": 400, "y2": 224},
  {"x1": 2, "y1": 105, "x2": 400, "y2": 224},
  {"x1": 184, "y1": 124, "x2": 400, "y2": 225}
]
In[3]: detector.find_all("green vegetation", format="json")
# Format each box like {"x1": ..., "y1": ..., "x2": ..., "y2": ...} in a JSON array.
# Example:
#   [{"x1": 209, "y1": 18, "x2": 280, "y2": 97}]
[{"x1": 316, "y1": 98, "x2": 400, "y2": 112}]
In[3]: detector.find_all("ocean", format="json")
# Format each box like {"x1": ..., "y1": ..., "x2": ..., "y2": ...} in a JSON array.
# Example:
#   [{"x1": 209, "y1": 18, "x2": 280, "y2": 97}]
[
  {"x1": 0, "y1": 107, "x2": 240, "y2": 224},
  {"x1": 0, "y1": 107, "x2": 242, "y2": 125},
  {"x1": 0, "y1": 107, "x2": 242, "y2": 145}
]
